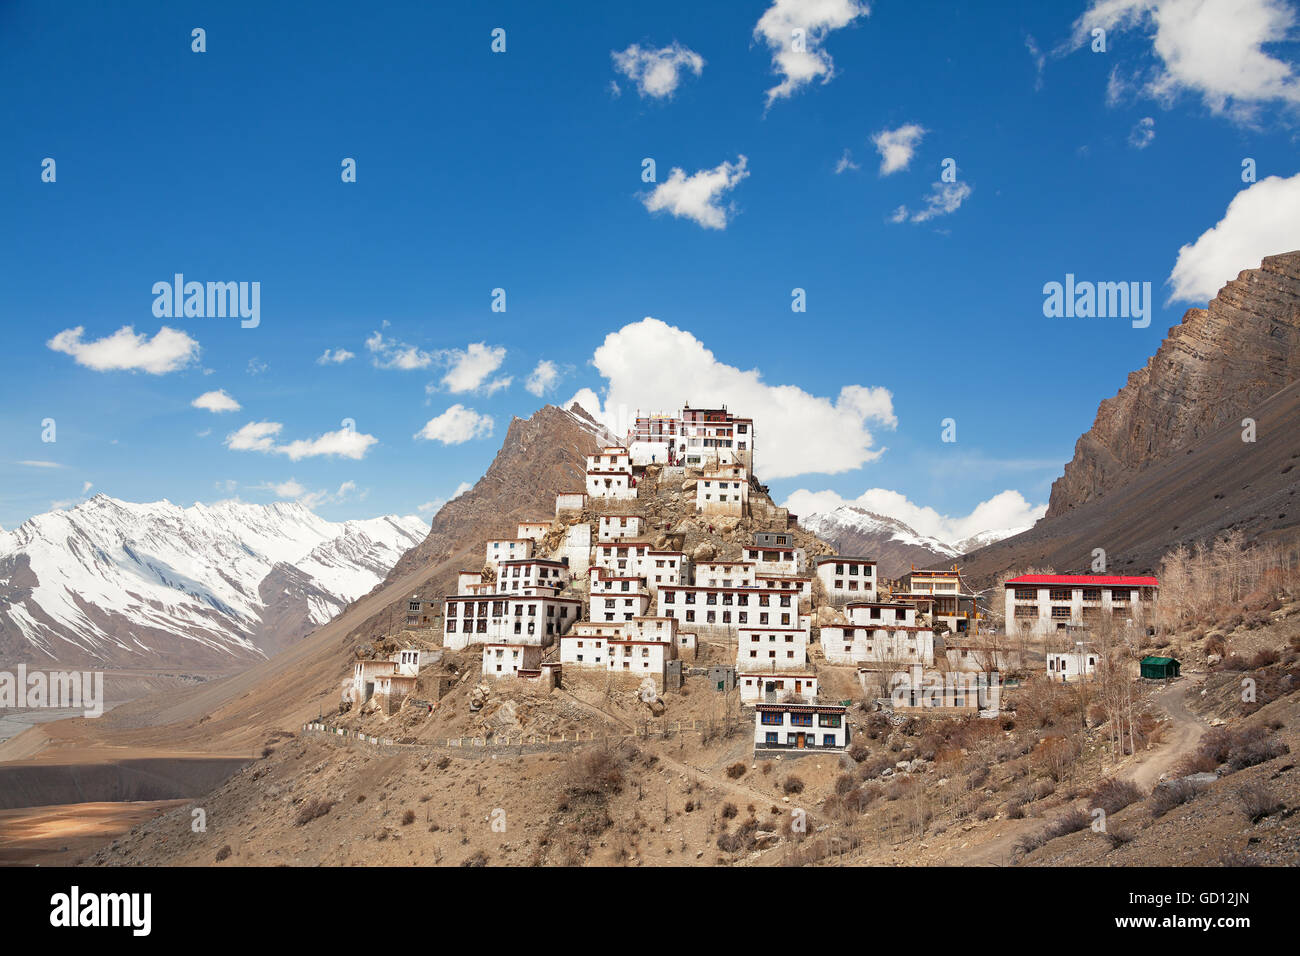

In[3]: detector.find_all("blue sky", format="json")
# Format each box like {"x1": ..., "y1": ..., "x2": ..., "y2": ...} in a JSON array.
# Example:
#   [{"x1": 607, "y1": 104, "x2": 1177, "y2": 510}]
[{"x1": 3, "y1": 0, "x2": 1299, "y2": 539}]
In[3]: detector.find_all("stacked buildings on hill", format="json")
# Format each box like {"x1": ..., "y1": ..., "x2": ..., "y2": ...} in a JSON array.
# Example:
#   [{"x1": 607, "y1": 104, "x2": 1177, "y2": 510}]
[{"x1": 357, "y1": 403, "x2": 1163, "y2": 746}]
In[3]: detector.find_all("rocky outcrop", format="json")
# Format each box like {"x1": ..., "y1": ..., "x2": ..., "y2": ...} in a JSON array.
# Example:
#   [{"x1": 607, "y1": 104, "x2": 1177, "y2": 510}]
[{"x1": 1047, "y1": 251, "x2": 1300, "y2": 517}]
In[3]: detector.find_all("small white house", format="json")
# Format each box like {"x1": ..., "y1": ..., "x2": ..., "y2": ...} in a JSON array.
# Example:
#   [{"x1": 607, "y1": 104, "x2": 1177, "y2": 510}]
[
  {"x1": 485, "y1": 538, "x2": 533, "y2": 567},
  {"x1": 591, "y1": 591, "x2": 652, "y2": 622},
  {"x1": 515, "y1": 520, "x2": 551, "y2": 544},
  {"x1": 586, "y1": 446, "x2": 636, "y2": 500},
  {"x1": 482, "y1": 643, "x2": 544, "y2": 679},
  {"x1": 738, "y1": 670, "x2": 818, "y2": 704},
  {"x1": 555, "y1": 492, "x2": 586, "y2": 516},
  {"x1": 605, "y1": 638, "x2": 676, "y2": 686},
  {"x1": 695, "y1": 561, "x2": 756, "y2": 588},
  {"x1": 560, "y1": 633, "x2": 609, "y2": 668},
  {"x1": 820, "y1": 625, "x2": 935, "y2": 667},
  {"x1": 592, "y1": 540, "x2": 654, "y2": 577},
  {"x1": 598, "y1": 515, "x2": 644, "y2": 541},
  {"x1": 646, "y1": 550, "x2": 688, "y2": 588},
  {"x1": 696, "y1": 464, "x2": 749, "y2": 516},
  {"x1": 736, "y1": 627, "x2": 808, "y2": 668},
  {"x1": 814, "y1": 557, "x2": 878, "y2": 604},
  {"x1": 742, "y1": 543, "x2": 804, "y2": 575},
  {"x1": 496, "y1": 558, "x2": 570, "y2": 594},
  {"x1": 1047, "y1": 643, "x2": 1099, "y2": 682},
  {"x1": 754, "y1": 703, "x2": 847, "y2": 752}
]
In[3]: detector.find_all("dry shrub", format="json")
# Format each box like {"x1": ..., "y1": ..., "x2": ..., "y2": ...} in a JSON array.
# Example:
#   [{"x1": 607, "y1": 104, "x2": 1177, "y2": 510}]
[
  {"x1": 1089, "y1": 777, "x2": 1144, "y2": 815},
  {"x1": 215, "y1": 844, "x2": 232, "y2": 862},
  {"x1": 716, "y1": 817, "x2": 760, "y2": 854},
  {"x1": 401, "y1": 809, "x2": 416, "y2": 825},
  {"x1": 565, "y1": 746, "x2": 626, "y2": 798},
  {"x1": 782, "y1": 776, "x2": 805, "y2": 795},
  {"x1": 294, "y1": 798, "x2": 334, "y2": 826},
  {"x1": 725, "y1": 761, "x2": 748, "y2": 779},
  {"x1": 1103, "y1": 827, "x2": 1135, "y2": 849},
  {"x1": 1178, "y1": 725, "x2": 1289, "y2": 776},
  {"x1": 1250, "y1": 648, "x2": 1281, "y2": 668},
  {"x1": 1149, "y1": 779, "x2": 1207, "y2": 818},
  {"x1": 1032, "y1": 735, "x2": 1079, "y2": 782},
  {"x1": 1235, "y1": 781, "x2": 1284, "y2": 823},
  {"x1": 1017, "y1": 806, "x2": 1090, "y2": 856},
  {"x1": 847, "y1": 740, "x2": 871, "y2": 763},
  {"x1": 460, "y1": 850, "x2": 489, "y2": 867},
  {"x1": 721, "y1": 801, "x2": 739, "y2": 819}
]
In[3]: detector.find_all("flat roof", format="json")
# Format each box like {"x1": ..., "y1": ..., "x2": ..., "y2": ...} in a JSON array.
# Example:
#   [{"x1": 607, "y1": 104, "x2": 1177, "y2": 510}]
[{"x1": 1006, "y1": 574, "x2": 1159, "y2": 587}]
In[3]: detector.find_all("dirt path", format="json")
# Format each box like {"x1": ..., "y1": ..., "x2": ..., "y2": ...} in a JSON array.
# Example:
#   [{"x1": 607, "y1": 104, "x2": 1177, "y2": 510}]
[
  {"x1": 1126, "y1": 677, "x2": 1207, "y2": 791},
  {"x1": 957, "y1": 675, "x2": 1209, "y2": 866}
]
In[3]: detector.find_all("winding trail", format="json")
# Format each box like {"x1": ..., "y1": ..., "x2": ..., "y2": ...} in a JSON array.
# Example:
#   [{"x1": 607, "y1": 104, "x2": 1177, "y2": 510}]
[{"x1": 957, "y1": 675, "x2": 1209, "y2": 866}]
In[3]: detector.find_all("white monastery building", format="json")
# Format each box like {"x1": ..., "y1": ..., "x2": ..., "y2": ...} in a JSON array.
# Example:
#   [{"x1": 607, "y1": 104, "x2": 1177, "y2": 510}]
[{"x1": 1005, "y1": 574, "x2": 1158, "y2": 636}]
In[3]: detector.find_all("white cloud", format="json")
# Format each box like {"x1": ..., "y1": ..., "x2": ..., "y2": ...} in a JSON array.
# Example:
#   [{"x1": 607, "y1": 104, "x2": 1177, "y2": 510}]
[
  {"x1": 872, "y1": 123, "x2": 925, "y2": 175},
  {"x1": 1070, "y1": 0, "x2": 1300, "y2": 117},
  {"x1": 414, "y1": 405, "x2": 494, "y2": 445},
  {"x1": 525, "y1": 359, "x2": 561, "y2": 396},
  {"x1": 225, "y1": 421, "x2": 282, "y2": 453},
  {"x1": 1129, "y1": 116, "x2": 1156, "y2": 148},
  {"x1": 47, "y1": 325, "x2": 198, "y2": 374},
  {"x1": 278, "y1": 428, "x2": 377, "y2": 461},
  {"x1": 567, "y1": 317, "x2": 895, "y2": 480},
  {"x1": 753, "y1": 0, "x2": 870, "y2": 106},
  {"x1": 192, "y1": 389, "x2": 241, "y2": 413},
  {"x1": 782, "y1": 487, "x2": 1046, "y2": 545},
  {"x1": 81, "y1": 481, "x2": 93, "y2": 494},
  {"x1": 317, "y1": 348, "x2": 355, "y2": 365},
  {"x1": 225, "y1": 421, "x2": 378, "y2": 460},
  {"x1": 261, "y1": 478, "x2": 307, "y2": 498},
  {"x1": 439, "y1": 342, "x2": 509, "y2": 394},
  {"x1": 1168, "y1": 172, "x2": 1300, "y2": 303},
  {"x1": 611, "y1": 42, "x2": 704, "y2": 98},
  {"x1": 834, "y1": 148, "x2": 860, "y2": 174},
  {"x1": 1026, "y1": 34, "x2": 1046, "y2": 90},
  {"x1": 366, "y1": 330, "x2": 434, "y2": 370},
  {"x1": 257, "y1": 478, "x2": 359, "y2": 510},
  {"x1": 894, "y1": 181, "x2": 973, "y2": 224},
  {"x1": 643, "y1": 156, "x2": 749, "y2": 230},
  {"x1": 17, "y1": 460, "x2": 64, "y2": 469}
]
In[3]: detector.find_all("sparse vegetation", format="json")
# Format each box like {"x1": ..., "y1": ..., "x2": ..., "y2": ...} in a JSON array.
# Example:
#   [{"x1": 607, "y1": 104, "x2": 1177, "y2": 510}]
[
  {"x1": 294, "y1": 798, "x2": 334, "y2": 826},
  {"x1": 1235, "y1": 781, "x2": 1284, "y2": 823},
  {"x1": 1150, "y1": 779, "x2": 1207, "y2": 818}
]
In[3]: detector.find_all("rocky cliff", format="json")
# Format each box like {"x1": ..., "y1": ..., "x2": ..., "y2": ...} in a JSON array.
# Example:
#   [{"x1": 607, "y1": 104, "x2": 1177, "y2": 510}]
[{"x1": 1047, "y1": 251, "x2": 1300, "y2": 517}]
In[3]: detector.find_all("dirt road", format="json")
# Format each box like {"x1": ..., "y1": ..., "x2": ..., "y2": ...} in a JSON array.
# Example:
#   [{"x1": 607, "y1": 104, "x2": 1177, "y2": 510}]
[{"x1": 953, "y1": 675, "x2": 1208, "y2": 867}]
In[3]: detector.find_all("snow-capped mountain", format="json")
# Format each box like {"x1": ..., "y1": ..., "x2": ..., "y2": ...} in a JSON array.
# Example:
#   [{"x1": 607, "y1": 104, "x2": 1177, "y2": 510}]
[
  {"x1": 0, "y1": 495, "x2": 427, "y2": 668},
  {"x1": 799, "y1": 506, "x2": 1027, "y2": 579}
]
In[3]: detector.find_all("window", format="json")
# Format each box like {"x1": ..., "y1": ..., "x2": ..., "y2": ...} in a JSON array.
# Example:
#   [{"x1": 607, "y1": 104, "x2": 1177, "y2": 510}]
[
  {"x1": 760, "y1": 711, "x2": 783, "y2": 725},
  {"x1": 1014, "y1": 588, "x2": 1036, "y2": 600},
  {"x1": 789, "y1": 713, "x2": 813, "y2": 727}
]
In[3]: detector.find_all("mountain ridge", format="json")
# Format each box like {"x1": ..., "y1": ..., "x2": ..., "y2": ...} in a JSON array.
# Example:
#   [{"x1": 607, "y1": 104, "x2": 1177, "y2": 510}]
[{"x1": 0, "y1": 494, "x2": 427, "y2": 668}]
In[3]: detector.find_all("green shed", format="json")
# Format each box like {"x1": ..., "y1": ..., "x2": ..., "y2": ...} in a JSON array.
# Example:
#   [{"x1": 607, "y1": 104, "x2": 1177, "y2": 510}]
[{"x1": 1140, "y1": 656, "x2": 1180, "y2": 679}]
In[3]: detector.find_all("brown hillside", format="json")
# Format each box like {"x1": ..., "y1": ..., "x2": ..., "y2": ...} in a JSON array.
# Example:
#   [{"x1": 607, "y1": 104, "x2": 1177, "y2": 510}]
[{"x1": 1048, "y1": 251, "x2": 1300, "y2": 518}]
